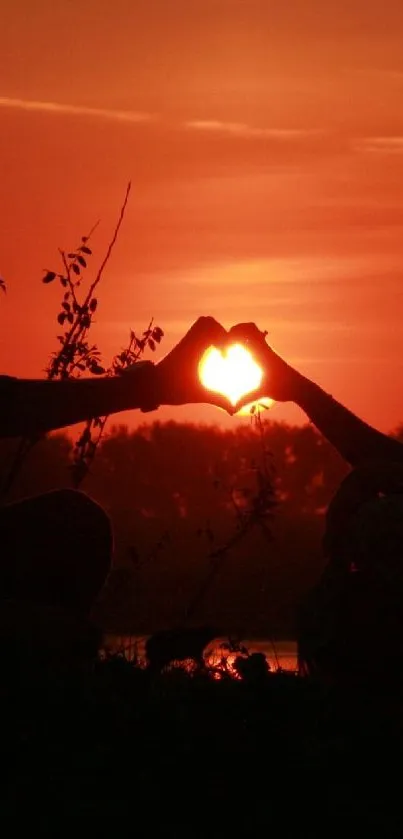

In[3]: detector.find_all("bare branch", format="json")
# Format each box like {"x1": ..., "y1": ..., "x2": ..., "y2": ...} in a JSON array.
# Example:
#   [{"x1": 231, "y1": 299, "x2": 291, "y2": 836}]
[{"x1": 85, "y1": 182, "x2": 131, "y2": 305}]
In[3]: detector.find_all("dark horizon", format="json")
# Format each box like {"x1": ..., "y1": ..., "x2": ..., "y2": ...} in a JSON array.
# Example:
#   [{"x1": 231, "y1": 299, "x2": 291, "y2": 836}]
[{"x1": 0, "y1": 417, "x2": 353, "y2": 636}]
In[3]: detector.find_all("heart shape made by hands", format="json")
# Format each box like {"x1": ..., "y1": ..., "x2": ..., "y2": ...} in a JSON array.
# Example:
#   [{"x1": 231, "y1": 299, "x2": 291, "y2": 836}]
[{"x1": 198, "y1": 342, "x2": 269, "y2": 410}]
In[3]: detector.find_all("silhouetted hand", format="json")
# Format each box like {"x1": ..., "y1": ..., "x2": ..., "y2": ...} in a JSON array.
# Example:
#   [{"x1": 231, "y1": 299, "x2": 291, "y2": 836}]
[
  {"x1": 156, "y1": 316, "x2": 233, "y2": 412},
  {"x1": 228, "y1": 322, "x2": 300, "y2": 408}
]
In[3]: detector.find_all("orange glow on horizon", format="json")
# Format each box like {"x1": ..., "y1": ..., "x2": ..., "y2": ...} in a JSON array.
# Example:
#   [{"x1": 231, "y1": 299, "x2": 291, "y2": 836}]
[{"x1": 236, "y1": 397, "x2": 274, "y2": 417}]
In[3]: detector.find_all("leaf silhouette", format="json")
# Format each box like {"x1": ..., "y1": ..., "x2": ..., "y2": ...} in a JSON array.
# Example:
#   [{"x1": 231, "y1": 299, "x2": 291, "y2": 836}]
[{"x1": 43, "y1": 271, "x2": 56, "y2": 284}]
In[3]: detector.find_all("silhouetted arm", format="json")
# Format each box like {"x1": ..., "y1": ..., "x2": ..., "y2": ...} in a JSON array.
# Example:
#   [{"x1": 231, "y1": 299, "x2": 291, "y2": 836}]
[
  {"x1": 291, "y1": 372, "x2": 403, "y2": 468},
  {"x1": 229, "y1": 323, "x2": 403, "y2": 468},
  {"x1": 0, "y1": 364, "x2": 161, "y2": 438},
  {"x1": 0, "y1": 317, "x2": 233, "y2": 439}
]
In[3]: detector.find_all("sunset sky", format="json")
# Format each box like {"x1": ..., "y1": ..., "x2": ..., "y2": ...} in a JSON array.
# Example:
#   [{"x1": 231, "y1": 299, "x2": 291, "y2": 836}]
[{"x1": 2, "y1": 0, "x2": 403, "y2": 431}]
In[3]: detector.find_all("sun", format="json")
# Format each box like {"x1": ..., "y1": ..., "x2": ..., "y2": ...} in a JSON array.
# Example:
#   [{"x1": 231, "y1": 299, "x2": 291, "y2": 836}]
[{"x1": 198, "y1": 343, "x2": 273, "y2": 413}]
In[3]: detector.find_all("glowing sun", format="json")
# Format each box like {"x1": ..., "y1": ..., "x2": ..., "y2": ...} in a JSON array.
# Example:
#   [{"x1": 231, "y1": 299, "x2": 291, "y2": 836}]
[{"x1": 198, "y1": 343, "x2": 273, "y2": 412}]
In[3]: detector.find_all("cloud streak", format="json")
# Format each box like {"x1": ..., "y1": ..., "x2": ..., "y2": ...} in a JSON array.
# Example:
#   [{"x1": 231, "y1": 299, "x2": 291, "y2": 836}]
[
  {"x1": 0, "y1": 95, "x2": 321, "y2": 145},
  {"x1": 0, "y1": 96, "x2": 154, "y2": 124},
  {"x1": 355, "y1": 136, "x2": 403, "y2": 154},
  {"x1": 184, "y1": 120, "x2": 320, "y2": 140}
]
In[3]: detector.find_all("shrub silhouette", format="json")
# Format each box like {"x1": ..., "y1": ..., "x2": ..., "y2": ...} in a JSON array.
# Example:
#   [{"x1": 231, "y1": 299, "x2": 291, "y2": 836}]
[{"x1": 145, "y1": 625, "x2": 219, "y2": 671}]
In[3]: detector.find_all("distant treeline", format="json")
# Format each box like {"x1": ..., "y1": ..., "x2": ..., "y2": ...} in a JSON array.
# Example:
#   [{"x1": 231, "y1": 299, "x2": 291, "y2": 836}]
[{"x1": 2, "y1": 420, "x2": 402, "y2": 637}]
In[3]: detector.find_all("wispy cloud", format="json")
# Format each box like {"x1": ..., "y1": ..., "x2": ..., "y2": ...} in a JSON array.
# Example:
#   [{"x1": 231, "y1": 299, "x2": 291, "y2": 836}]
[
  {"x1": 185, "y1": 119, "x2": 321, "y2": 140},
  {"x1": 0, "y1": 96, "x2": 322, "y2": 145},
  {"x1": 0, "y1": 96, "x2": 154, "y2": 124},
  {"x1": 355, "y1": 136, "x2": 403, "y2": 154}
]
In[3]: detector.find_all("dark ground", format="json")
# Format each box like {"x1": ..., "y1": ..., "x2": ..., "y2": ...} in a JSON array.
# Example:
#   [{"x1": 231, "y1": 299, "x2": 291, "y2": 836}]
[{"x1": 2, "y1": 643, "x2": 403, "y2": 837}]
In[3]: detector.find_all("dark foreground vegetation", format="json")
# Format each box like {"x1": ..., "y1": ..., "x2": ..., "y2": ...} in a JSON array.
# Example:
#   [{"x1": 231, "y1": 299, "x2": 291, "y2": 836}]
[
  {"x1": 2, "y1": 424, "x2": 403, "y2": 833},
  {"x1": 2, "y1": 639, "x2": 403, "y2": 835},
  {"x1": 2, "y1": 417, "x2": 403, "y2": 634},
  {"x1": 1, "y1": 418, "x2": 352, "y2": 636}
]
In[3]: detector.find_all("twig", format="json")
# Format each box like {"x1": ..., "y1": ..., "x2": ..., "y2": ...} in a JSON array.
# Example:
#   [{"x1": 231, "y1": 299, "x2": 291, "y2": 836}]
[
  {"x1": 1, "y1": 186, "x2": 132, "y2": 496},
  {"x1": 87, "y1": 182, "x2": 131, "y2": 304}
]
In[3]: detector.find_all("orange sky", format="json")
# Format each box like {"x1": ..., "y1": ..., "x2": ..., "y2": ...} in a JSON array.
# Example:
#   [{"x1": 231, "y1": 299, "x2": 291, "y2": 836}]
[{"x1": 1, "y1": 0, "x2": 403, "y2": 432}]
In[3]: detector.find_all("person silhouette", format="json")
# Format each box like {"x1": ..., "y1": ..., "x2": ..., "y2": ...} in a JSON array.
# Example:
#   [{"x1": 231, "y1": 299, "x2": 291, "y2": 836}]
[
  {"x1": 230, "y1": 323, "x2": 403, "y2": 684},
  {"x1": 0, "y1": 317, "x2": 232, "y2": 660}
]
